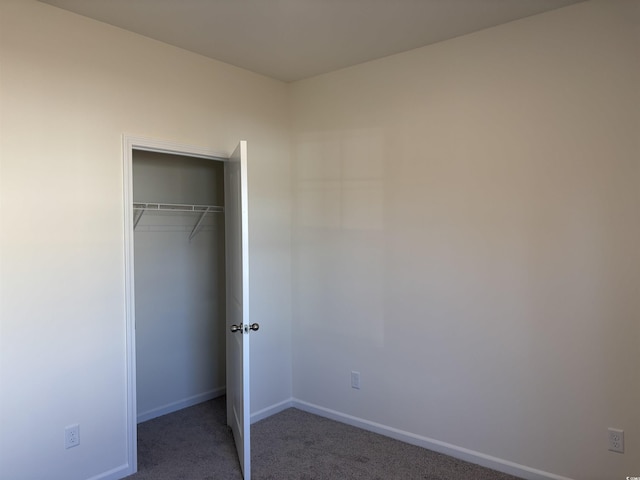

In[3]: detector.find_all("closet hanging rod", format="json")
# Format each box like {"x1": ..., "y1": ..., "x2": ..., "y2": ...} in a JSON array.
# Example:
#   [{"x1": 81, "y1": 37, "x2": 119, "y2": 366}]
[
  {"x1": 133, "y1": 202, "x2": 224, "y2": 237},
  {"x1": 133, "y1": 202, "x2": 224, "y2": 214}
]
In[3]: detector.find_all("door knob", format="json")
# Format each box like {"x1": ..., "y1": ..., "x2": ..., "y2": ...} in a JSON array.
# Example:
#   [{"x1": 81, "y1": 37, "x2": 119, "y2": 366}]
[
  {"x1": 230, "y1": 324, "x2": 243, "y2": 333},
  {"x1": 249, "y1": 323, "x2": 259, "y2": 331}
]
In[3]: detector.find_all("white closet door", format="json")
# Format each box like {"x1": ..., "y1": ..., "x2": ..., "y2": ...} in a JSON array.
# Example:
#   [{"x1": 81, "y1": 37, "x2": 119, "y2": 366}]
[{"x1": 225, "y1": 141, "x2": 252, "y2": 479}]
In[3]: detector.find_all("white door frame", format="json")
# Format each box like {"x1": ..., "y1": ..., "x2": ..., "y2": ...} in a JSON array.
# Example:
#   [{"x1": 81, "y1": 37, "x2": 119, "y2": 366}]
[{"x1": 122, "y1": 135, "x2": 229, "y2": 476}]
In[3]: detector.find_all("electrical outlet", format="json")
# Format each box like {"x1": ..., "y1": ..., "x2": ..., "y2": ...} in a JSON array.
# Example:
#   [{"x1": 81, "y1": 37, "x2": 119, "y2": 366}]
[
  {"x1": 608, "y1": 428, "x2": 624, "y2": 453},
  {"x1": 65, "y1": 424, "x2": 80, "y2": 449},
  {"x1": 351, "y1": 371, "x2": 360, "y2": 389}
]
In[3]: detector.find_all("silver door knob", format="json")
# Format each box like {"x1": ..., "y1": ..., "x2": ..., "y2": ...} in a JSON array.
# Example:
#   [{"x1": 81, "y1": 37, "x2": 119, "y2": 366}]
[
  {"x1": 249, "y1": 323, "x2": 260, "y2": 331},
  {"x1": 230, "y1": 324, "x2": 243, "y2": 333}
]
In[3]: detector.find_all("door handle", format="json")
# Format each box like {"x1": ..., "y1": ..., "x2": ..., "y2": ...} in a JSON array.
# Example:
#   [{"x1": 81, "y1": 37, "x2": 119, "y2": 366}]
[{"x1": 230, "y1": 323, "x2": 259, "y2": 333}]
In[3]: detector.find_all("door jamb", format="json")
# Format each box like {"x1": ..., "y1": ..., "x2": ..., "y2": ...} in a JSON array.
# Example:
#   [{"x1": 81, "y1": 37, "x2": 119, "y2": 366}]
[{"x1": 122, "y1": 135, "x2": 229, "y2": 476}]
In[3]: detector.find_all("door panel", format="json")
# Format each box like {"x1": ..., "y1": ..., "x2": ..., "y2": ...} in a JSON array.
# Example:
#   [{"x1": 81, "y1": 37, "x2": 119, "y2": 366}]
[{"x1": 225, "y1": 141, "x2": 250, "y2": 479}]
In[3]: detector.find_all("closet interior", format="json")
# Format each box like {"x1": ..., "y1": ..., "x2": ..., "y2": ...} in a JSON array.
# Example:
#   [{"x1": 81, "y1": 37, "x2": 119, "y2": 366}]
[{"x1": 132, "y1": 150, "x2": 226, "y2": 423}]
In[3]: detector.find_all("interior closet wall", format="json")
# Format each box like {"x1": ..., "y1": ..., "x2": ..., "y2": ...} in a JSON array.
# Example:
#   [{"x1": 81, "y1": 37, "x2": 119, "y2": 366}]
[{"x1": 133, "y1": 150, "x2": 226, "y2": 422}]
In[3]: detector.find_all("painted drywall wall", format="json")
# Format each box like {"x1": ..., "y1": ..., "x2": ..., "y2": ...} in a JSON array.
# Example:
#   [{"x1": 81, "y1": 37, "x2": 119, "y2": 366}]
[
  {"x1": 289, "y1": 1, "x2": 639, "y2": 479},
  {"x1": 0, "y1": 1, "x2": 292, "y2": 479},
  {"x1": 133, "y1": 151, "x2": 226, "y2": 422}
]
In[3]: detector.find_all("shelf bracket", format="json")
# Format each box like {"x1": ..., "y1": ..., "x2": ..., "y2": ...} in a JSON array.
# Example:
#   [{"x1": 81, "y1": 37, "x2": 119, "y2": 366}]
[
  {"x1": 189, "y1": 206, "x2": 211, "y2": 241},
  {"x1": 133, "y1": 206, "x2": 146, "y2": 229}
]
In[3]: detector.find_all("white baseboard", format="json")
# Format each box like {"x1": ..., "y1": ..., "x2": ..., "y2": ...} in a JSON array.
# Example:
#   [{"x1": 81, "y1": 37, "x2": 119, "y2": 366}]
[
  {"x1": 86, "y1": 463, "x2": 133, "y2": 480},
  {"x1": 137, "y1": 387, "x2": 226, "y2": 423},
  {"x1": 251, "y1": 397, "x2": 294, "y2": 424},
  {"x1": 291, "y1": 399, "x2": 574, "y2": 480}
]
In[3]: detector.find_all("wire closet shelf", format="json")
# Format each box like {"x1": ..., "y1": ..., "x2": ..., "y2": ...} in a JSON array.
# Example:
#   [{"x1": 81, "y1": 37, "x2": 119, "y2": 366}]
[{"x1": 133, "y1": 202, "x2": 224, "y2": 241}]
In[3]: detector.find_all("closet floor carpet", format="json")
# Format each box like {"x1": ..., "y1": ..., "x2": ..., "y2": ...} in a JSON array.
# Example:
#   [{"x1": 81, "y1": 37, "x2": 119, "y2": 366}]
[{"x1": 128, "y1": 396, "x2": 522, "y2": 479}]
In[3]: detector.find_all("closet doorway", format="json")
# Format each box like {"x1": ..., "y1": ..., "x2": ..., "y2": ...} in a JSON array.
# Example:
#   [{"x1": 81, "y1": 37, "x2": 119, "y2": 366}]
[
  {"x1": 123, "y1": 137, "x2": 252, "y2": 479},
  {"x1": 133, "y1": 148, "x2": 226, "y2": 424}
]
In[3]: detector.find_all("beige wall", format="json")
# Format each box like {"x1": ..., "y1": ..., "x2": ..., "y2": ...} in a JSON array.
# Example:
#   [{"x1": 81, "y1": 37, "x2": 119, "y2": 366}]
[
  {"x1": 0, "y1": 1, "x2": 292, "y2": 479},
  {"x1": 289, "y1": 1, "x2": 639, "y2": 479}
]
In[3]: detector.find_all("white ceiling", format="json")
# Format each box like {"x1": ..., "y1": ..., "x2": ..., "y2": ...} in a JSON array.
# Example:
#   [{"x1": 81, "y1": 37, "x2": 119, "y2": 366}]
[{"x1": 39, "y1": 0, "x2": 585, "y2": 82}]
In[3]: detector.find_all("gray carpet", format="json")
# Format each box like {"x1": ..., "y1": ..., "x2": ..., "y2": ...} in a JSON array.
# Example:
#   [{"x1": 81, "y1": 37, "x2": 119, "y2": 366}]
[{"x1": 128, "y1": 397, "x2": 522, "y2": 479}]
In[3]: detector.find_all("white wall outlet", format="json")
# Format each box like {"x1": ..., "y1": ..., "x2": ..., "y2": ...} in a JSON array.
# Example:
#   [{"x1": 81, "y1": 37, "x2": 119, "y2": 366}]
[
  {"x1": 351, "y1": 371, "x2": 360, "y2": 389},
  {"x1": 65, "y1": 424, "x2": 80, "y2": 449},
  {"x1": 608, "y1": 428, "x2": 624, "y2": 453}
]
